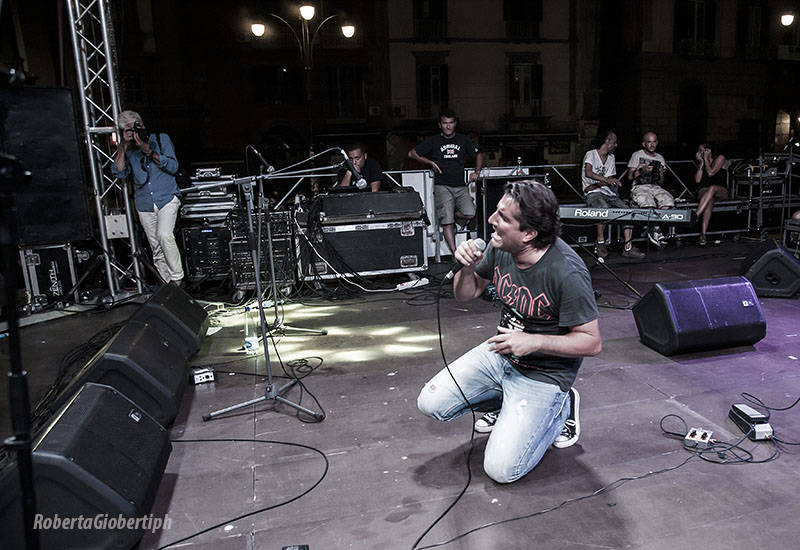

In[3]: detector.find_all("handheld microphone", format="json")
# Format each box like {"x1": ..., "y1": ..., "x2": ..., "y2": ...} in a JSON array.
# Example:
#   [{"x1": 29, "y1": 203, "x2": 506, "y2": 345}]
[
  {"x1": 445, "y1": 238, "x2": 487, "y2": 280},
  {"x1": 250, "y1": 146, "x2": 275, "y2": 173},
  {"x1": 340, "y1": 149, "x2": 368, "y2": 189}
]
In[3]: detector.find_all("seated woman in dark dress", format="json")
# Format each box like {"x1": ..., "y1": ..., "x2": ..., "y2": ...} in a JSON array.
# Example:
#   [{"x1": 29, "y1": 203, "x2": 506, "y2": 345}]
[{"x1": 694, "y1": 143, "x2": 728, "y2": 246}]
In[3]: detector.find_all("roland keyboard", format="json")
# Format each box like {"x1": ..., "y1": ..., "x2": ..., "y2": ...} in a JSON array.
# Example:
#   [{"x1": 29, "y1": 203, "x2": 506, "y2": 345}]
[{"x1": 558, "y1": 206, "x2": 696, "y2": 225}]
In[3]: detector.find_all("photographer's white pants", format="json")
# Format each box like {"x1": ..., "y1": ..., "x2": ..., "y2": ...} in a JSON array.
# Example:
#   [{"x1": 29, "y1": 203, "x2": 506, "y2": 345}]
[{"x1": 137, "y1": 195, "x2": 184, "y2": 283}]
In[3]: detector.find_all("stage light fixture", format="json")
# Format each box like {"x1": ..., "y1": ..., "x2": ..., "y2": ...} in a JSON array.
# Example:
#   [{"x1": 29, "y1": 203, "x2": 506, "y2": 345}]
[
  {"x1": 781, "y1": 12, "x2": 794, "y2": 26},
  {"x1": 341, "y1": 24, "x2": 355, "y2": 38}
]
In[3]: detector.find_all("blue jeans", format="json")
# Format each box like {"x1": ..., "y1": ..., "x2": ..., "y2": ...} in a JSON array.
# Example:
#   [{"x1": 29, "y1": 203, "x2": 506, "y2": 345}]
[{"x1": 417, "y1": 341, "x2": 571, "y2": 483}]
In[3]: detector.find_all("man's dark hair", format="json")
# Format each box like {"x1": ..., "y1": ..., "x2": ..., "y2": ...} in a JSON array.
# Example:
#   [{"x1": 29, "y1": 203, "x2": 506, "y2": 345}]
[
  {"x1": 439, "y1": 108, "x2": 457, "y2": 121},
  {"x1": 503, "y1": 180, "x2": 561, "y2": 248},
  {"x1": 346, "y1": 142, "x2": 367, "y2": 154},
  {"x1": 591, "y1": 130, "x2": 616, "y2": 150}
]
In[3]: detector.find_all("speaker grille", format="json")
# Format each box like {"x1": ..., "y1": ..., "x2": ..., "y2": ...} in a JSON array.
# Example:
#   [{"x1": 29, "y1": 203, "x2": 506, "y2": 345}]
[
  {"x1": 633, "y1": 277, "x2": 766, "y2": 355},
  {"x1": 48, "y1": 322, "x2": 188, "y2": 425},
  {"x1": 38, "y1": 384, "x2": 169, "y2": 505},
  {"x1": 0, "y1": 87, "x2": 93, "y2": 245},
  {"x1": 128, "y1": 284, "x2": 210, "y2": 357},
  {"x1": 740, "y1": 240, "x2": 800, "y2": 297},
  {"x1": 1, "y1": 384, "x2": 171, "y2": 549}
]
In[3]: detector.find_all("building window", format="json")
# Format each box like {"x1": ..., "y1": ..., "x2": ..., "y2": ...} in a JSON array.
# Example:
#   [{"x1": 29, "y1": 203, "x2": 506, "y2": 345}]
[
  {"x1": 120, "y1": 75, "x2": 143, "y2": 104},
  {"x1": 253, "y1": 67, "x2": 302, "y2": 105},
  {"x1": 503, "y1": 0, "x2": 542, "y2": 42},
  {"x1": 746, "y1": 5, "x2": 762, "y2": 53},
  {"x1": 774, "y1": 110, "x2": 791, "y2": 151},
  {"x1": 417, "y1": 63, "x2": 448, "y2": 119},
  {"x1": 674, "y1": 0, "x2": 716, "y2": 56},
  {"x1": 509, "y1": 63, "x2": 542, "y2": 118},
  {"x1": 325, "y1": 64, "x2": 366, "y2": 119},
  {"x1": 413, "y1": 0, "x2": 447, "y2": 41}
]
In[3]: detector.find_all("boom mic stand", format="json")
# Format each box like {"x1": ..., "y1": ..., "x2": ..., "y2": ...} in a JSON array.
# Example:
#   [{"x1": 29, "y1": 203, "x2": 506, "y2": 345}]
[
  {"x1": 560, "y1": 227, "x2": 643, "y2": 298},
  {"x1": 203, "y1": 173, "x2": 324, "y2": 421}
]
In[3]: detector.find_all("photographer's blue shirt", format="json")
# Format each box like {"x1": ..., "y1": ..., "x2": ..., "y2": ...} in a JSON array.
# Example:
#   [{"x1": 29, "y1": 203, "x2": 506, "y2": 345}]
[{"x1": 111, "y1": 133, "x2": 180, "y2": 212}]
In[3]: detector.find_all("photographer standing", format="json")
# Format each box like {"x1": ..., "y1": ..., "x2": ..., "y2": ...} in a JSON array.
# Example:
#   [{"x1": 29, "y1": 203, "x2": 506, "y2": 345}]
[
  {"x1": 111, "y1": 110, "x2": 184, "y2": 286},
  {"x1": 627, "y1": 131, "x2": 675, "y2": 248}
]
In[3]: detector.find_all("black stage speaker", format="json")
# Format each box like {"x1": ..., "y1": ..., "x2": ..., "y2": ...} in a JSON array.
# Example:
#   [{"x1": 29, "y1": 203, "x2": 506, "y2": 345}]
[
  {"x1": 632, "y1": 276, "x2": 766, "y2": 355},
  {"x1": 0, "y1": 383, "x2": 171, "y2": 550},
  {"x1": 739, "y1": 239, "x2": 800, "y2": 298},
  {"x1": 128, "y1": 284, "x2": 210, "y2": 358},
  {"x1": 0, "y1": 87, "x2": 93, "y2": 245},
  {"x1": 48, "y1": 321, "x2": 189, "y2": 426}
]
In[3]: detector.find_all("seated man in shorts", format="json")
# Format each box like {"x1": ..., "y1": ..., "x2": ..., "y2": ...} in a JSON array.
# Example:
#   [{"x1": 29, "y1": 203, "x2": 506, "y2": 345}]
[
  {"x1": 627, "y1": 132, "x2": 675, "y2": 248},
  {"x1": 581, "y1": 131, "x2": 644, "y2": 259}
]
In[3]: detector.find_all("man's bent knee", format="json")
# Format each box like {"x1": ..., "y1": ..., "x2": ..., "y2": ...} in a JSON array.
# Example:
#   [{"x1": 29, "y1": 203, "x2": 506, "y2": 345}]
[
  {"x1": 483, "y1": 455, "x2": 526, "y2": 484},
  {"x1": 417, "y1": 382, "x2": 443, "y2": 419}
]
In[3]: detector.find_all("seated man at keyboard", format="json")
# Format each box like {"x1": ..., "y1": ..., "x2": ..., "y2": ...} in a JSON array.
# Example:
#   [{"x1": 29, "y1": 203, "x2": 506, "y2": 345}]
[
  {"x1": 581, "y1": 131, "x2": 644, "y2": 259},
  {"x1": 627, "y1": 132, "x2": 674, "y2": 248}
]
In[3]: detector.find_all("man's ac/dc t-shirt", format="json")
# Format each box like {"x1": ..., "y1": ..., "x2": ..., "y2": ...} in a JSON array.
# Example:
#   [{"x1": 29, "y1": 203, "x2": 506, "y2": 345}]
[{"x1": 474, "y1": 238, "x2": 598, "y2": 391}]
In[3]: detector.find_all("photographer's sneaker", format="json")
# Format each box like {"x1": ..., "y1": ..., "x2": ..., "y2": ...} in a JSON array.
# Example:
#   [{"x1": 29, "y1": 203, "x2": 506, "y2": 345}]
[
  {"x1": 553, "y1": 388, "x2": 581, "y2": 449},
  {"x1": 474, "y1": 411, "x2": 499, "y2": 433}
]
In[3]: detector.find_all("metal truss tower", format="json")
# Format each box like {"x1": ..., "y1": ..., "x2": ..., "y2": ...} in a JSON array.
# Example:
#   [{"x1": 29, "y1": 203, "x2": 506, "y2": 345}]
[{"x1": 65, "y1": 0, "x2": 143, "y2": 299}]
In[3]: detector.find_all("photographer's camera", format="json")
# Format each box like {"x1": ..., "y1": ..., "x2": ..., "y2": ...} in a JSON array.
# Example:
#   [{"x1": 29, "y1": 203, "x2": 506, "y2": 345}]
[{"x1": 133, "y1": 122, "x2": 149, "y2": 141}]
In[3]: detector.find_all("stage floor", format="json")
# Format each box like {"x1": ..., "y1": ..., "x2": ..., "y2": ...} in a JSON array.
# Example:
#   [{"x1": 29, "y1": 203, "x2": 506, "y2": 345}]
[{"x1": 3, "y1": 236, "x2": 800, "y2": 550}]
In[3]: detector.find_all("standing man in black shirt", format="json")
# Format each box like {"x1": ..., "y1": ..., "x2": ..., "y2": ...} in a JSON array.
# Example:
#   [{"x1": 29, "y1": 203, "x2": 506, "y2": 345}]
[{"x1": 408, "y1": 109, "x2": 483, "y2": 256}]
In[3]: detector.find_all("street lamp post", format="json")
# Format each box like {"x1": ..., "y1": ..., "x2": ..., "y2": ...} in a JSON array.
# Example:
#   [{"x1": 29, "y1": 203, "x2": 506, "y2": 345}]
[{"x1": 251, "y1": 4, "x2": 354, "y2": 158}]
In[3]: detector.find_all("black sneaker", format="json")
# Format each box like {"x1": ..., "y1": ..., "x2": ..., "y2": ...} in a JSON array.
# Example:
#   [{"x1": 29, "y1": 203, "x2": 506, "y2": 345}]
[
  {"x1": 553, "y1": 388, "x2": 581, "y2": 448},
  {"x1": 621, "y1": 246, "x2": 645, "y2": 259},
  {"x1": 474, "y1": 411, "x2": 499, "y2": 433}
]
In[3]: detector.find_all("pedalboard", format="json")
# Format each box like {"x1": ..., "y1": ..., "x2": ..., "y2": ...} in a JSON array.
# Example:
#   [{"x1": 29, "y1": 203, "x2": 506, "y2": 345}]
[
  {"x1": 190, "y1": 366, "x2": 216, "y2": 385},
  {"x1": 728, "y1": 403, "x2": 773, "y2": 441},
  {"x1": 684, "y1": 428, "x2": 713, "y2": 449}
]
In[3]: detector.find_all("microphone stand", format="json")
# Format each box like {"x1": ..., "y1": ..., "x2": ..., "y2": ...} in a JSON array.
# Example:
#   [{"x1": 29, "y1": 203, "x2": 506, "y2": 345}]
[
  {"x1": 202, "y1": 171, "x2": 324, "y2": 422},
  {"x1": 560, "y1": 226, "x2": 643, "y2": 298},
  {"x1": 1, "y1": 153, "x2": 40, "y2": 550}
]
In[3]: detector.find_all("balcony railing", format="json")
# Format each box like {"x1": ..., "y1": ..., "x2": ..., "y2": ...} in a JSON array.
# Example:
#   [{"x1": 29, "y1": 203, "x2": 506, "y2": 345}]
[
  {"x1": 511, "y1": 98, "x2": 543, "y2": 119},
  {"x1": 325, "y1": 99, "x2": 367, "y2": 120},
  {"x1": 505, "y1": 21, "x2": 539, "y2": 42},
  {"x1": 675, "y1": 38, "x2": 715, "y2": 56},
  {"x1": 413, "y1": 18, "x2": 448, "y2": 41},
  {"x1": 775, "y1": 45, "x2": 800, "y2": 61},
  {"x1": 416, "y1": 101, "x2": 449, "y2": 120}
]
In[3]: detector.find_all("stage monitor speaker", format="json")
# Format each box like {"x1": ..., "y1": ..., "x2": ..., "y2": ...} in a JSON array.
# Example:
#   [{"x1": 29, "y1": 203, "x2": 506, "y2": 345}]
[
  {"x1": 128, "y1": 284, "x2": 210, "y2": 358},
  {"x1": 739, "y1": 239, "x2": 800, "y2": 298},
  {"x1": 0, "y1": 383, "x2": 171, "y2": 550},
  {"x1": 48, "y1": 321, "x2": 189, "y2": 426},
  {"x1": 0, "y1": 87, "x2": 93, "y2": 245},
  {"x1": 632, "y1": 276, "x2": 766, "y2": 355}
]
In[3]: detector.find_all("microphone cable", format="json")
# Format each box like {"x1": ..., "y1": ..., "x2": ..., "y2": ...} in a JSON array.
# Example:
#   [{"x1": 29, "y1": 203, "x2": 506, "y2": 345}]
[{"x1": 411, "y1": 267, "x2": 482, "y2": 549}]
